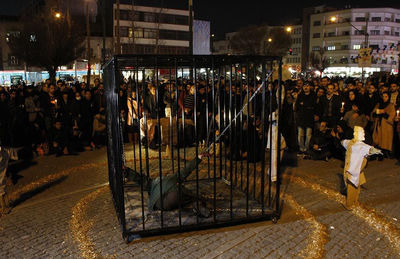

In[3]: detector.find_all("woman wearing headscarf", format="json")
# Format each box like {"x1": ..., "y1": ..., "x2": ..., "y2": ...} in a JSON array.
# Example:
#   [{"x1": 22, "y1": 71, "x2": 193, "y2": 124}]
[
  {"x1": 342, "y1": 90, "x2": 359, "y2": 114},
  {"x1": 372, "y1": 92, "x2": 396, "y2": 158}
]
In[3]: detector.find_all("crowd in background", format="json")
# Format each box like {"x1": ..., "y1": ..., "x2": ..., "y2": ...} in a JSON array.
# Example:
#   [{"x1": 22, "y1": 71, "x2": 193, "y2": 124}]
[
  {"x1": 120, "y1": 73, "x2": 400, "y2": 164},
  {"x1": 0, "y1": 74, "x2": 399, "y2": 165},
  {"x1": 282, "y1": 76, "x2": 400, "y2": 164},
  {"x1": 0, "y1": 78, "x2": 106, "y2": 157}
]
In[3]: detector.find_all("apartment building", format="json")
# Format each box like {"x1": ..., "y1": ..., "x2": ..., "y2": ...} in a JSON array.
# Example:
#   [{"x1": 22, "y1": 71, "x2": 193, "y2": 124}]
[
  {"x1": 309, "y1": 7, "x2": 400, "y2": 77},
  {"x1": 114, "y1": 3, "x2": 190, "y2": 54},
  {"x1": 285, "y1": 25, "x2": 302, "y2": 74}
]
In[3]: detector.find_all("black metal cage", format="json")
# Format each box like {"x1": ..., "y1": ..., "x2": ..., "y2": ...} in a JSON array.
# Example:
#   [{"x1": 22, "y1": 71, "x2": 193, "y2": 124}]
[{"x1": 104, "y1": 55, "x2": 283, "y2": 241}]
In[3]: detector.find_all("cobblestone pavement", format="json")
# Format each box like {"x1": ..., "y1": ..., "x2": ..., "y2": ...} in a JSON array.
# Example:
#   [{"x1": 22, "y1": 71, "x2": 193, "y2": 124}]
[{"x1": 1, "y1": 146, "x2": 400, "y2": 258}]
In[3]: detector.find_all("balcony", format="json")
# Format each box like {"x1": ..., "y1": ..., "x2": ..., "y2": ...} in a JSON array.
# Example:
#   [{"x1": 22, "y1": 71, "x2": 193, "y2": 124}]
[
  {"x1": 322, "y1": 32, "x2": 400, "y2": 38},
  {"x1": 329, "y1": 57, "x2": 398, "y2": 66},
  {"x1": 325, "y1": 18, "x2": 400, "y2": 26}
]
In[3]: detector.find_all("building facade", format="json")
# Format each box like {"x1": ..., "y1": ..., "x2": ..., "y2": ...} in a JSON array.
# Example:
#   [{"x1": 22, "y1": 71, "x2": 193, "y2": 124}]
[
  {"x1": 284, "y1": 25, "x2": 303, "y2": 74},
  {"x1": 113, "y1": 3, "x2": 191, "y2": 54},
  {"x1": 309, "y1": 7, "x2": 400, "y2": 77}
]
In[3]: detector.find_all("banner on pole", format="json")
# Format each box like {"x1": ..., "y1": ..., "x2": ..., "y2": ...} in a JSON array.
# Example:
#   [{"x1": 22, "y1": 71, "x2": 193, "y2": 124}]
[{"x1": 358, "y1": 48, "x2": 371, "y2": 67}]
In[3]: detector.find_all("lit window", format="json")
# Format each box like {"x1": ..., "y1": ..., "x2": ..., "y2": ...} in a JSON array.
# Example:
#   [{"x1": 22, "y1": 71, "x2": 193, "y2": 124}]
[
  {"x1": 327, "y1": 45, "x2": 336, "y2": 51},
  {"x1": 353, "y1": 44, "x2": 361, "y2": 49}
]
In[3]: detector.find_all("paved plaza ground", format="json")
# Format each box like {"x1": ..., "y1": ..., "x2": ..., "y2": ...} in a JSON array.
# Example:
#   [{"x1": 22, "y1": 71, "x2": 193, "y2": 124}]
[{"x1": 1, "y1": 145, "x2": 400, "y2": 258}]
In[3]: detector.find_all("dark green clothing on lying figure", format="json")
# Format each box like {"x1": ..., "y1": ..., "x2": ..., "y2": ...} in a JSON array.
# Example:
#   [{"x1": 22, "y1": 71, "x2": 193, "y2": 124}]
[{"x1": 127, "y1": 157, "x2": 202, "y2": 210}]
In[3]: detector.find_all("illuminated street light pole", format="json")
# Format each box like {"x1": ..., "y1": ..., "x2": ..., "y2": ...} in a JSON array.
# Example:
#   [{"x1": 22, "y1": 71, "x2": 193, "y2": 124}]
[
  {"x1": 264, "y1": 38, "x2": 272, "y2": 55},
  {"x1": 86, "y1": 3, "x2": 91, "y2": 86},
  {"x1": 329, "y1": 15, "x2": 369, "y2": 82},
  {"x1": 189, "y1": 0, "x2": 193, "y2": 55},
  {"x1": 210, "y1": 34, "x2": 214, "y2": 54}
]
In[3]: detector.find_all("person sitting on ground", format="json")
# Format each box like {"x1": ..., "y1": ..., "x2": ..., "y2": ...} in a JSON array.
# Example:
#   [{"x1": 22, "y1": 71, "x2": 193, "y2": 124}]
[
  {"x1": 92, "y1": 110, "x2": 106, "y2": 148},
  {"x1": 303, "y1": 121, "x2": 332, "y2": 161},
  {"x1": 124, "y1": 145, "x2": 212, "y2": 217},
  {"x1": 49, "y1": 120, "x2": 75, "y2": 157},
  {"x1": 343, "y1": 102, "x2": 367, "y2": 130},
  {"x1": 330, "y1": 120, "x2": 353, "y2": 161}
]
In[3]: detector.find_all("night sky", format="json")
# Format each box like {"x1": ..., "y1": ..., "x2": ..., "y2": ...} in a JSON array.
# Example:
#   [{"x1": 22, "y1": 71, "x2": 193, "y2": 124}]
[{"x1": 1, "y1": 0, "x2": 400, "y2": 38}]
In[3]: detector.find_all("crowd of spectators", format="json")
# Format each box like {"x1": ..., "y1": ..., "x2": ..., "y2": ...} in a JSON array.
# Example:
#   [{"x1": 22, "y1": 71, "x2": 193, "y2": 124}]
[
  {"x1": 0, "y1": 74, "x2": 399, "y2": 166},
  {"x1": 284, "y1": 75, "x2": 400, "y2": 164},
  {"x1": 0, "y1": 78, "x2": 106, "y2": 157},
  {"x1": 118, "y1": 74, "x2": 400, "y2": 165}
]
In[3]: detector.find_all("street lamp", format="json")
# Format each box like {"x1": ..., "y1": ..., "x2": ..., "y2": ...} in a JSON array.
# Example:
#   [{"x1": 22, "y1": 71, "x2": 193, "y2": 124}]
[
  {"x1": 329, "y1": 15, "x2": 369, "y2": 81},
  {"x1": 285, "y1": 26, "x2": 292, "y2": 33},
  {"x1": 55, "y1": 12, "x2": 61, "y2": 19},
  {"x1": 210, "y1": 34, "x2": 215, "y2": 54},
  {"x1": 264, "y1": 38, "x2": 273, "y2": 55}
]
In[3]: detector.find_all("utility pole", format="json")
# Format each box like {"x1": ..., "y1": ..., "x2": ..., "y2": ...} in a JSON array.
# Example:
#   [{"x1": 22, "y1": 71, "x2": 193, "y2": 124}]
[
  {"x1": 131, "y1": 0, "x2": 136, "y2": 54},
  {"x1": 189, "y1": 0, "x2": 193, "y2": 55},
  {"x1": 361, "y1": 15, "x2": 369, "y2": 83},
  {"x1": 86, "y1": 3, "x2": 91, "y2": 87},
  {"x1": 101, "y1": 0, "x2": 107, "y2": 65},
  {"x1": 188, "y1": 0, "x2": 193, "y2": 80},
  {"x1": 398, "y1": 43, "x2": 400, "y2": 74},
  {"x1": 116, "y1": 0, "x2": 121, "y2": 55}
]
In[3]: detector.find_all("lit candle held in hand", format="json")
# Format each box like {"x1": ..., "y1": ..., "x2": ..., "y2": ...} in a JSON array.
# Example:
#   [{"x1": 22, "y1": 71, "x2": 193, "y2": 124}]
[{"x1": 341, "y1": 102, "x2": 344, "y2": 109}]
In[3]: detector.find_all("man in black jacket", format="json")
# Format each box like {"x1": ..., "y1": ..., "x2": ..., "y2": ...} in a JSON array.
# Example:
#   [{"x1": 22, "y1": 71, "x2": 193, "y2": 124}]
[
  {"x1": 304, "y1": 121, "x2": 332, "y2": 161},
  {"x1": 295, "y1": 82, "x2": 316, "y2": 153},
  {"x1": 140, "y1": 84, "x2": 161, "y2": 148},
  {"x1": 322, "y1": 84, "x2": 342, "y2": 128}
]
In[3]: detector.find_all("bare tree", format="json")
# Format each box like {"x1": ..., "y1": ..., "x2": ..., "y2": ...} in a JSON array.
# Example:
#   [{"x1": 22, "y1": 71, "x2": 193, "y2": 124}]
[
  {"x1": 153, "y1": 2, "x2": 165, "y2": 54},
  {"x1": 229, "y1": 25, "x2": 291, "y2": 56},
  {"x1": 263, "y1": 27, "x2": 291, "y2": 56},
  {"x1": 309, "y1": 49, "x2": 330, "y2": 77},
  {"x1": 129, "y1": 0, "x2": 137, "y2": 53},
  {"x1": 229, "y1": 25, "x2": 268, "y2": 55},
  {"x1": 8, "y1": 4, "x2": 85, "y2": 83}
]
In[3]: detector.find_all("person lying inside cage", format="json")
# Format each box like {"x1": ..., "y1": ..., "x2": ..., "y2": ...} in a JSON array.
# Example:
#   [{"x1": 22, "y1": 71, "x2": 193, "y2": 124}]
[{"x1": 123, "y1": 147, "x2": 212, "y2": 218}]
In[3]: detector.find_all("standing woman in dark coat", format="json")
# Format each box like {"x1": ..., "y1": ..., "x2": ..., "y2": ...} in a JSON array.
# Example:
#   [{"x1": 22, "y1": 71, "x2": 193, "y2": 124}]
[{"x1": 372, "y1": 92, "x2": 396, "y2": 158}]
